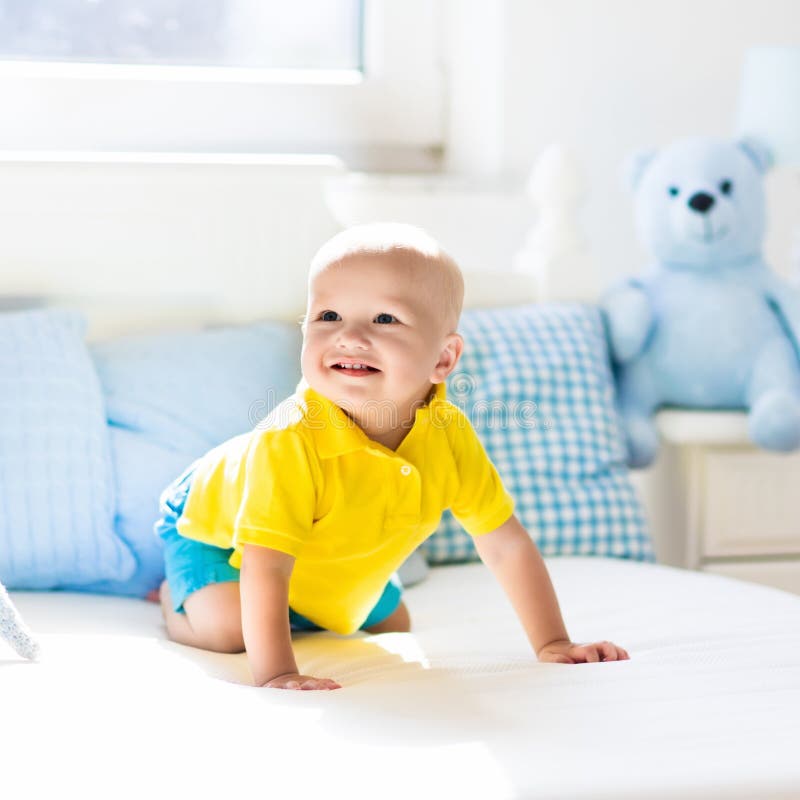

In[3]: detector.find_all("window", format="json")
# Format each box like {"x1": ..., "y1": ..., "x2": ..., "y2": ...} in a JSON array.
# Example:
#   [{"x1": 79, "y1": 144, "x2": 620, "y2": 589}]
[
  {"x1": 0, "y1": 0, "x2": 443, "y2": 167},
  {"x1": 0, "y1": 0, "x2": 363, "y2": 72}
]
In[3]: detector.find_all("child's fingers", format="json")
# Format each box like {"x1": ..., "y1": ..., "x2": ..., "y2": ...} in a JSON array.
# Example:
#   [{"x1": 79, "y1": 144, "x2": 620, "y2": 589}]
[
  {"x1": 541, "y1": 641, "x2": 630, "y2": 664},
  {"x1": 599, "y1": 641, "x2": 629, "y2": 661},
  {"x1": 583, "y1": 647, "x2": 600, "y2": 663},
  {"x1": 593, "y1": 641, "x2": 628, "y2": 661},
  {"x1": 266, "y1": 674, "x2": 342, "y2": 690},
  {"x1": 568, "y1": 644, "x2": 600, "y2": 663},
  {"x1": 300, "y1": 678, "x2": 341, "y2": 690}
]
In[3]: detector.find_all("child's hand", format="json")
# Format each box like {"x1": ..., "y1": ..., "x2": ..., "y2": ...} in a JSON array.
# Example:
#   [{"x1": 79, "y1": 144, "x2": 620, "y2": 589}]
[
  {"x1": 263, "y1": 672, "x2": 342, "y2": 690},
  {"x1": 537, "y1": 639, "x2": 629, "y2": 664}
]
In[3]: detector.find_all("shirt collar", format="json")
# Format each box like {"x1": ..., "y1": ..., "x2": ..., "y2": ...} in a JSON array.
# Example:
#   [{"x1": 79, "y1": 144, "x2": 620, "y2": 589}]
[{"x1": 294, "y1": 380, "x2": 447, "y2": 459}]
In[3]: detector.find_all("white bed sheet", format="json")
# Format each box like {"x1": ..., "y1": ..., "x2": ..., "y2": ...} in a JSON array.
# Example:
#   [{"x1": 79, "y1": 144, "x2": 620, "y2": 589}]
[{"x1": 4, "y1": 557, "x2": 800, "y2": 800}]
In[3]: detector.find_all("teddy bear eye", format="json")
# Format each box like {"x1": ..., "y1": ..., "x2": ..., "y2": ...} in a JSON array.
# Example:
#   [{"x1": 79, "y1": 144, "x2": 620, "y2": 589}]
[
  {"x1": 719, "y1": 179, "x2": 733, "y2": 196},
  {"x1": 668, "y1": 186, "x2": 679, "y2": 197}
]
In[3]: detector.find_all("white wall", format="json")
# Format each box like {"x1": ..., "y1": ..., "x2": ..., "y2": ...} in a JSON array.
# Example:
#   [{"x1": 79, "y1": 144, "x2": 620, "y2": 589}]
[
  {"x1": 0, "y1": 155, "x2": 343, "y2": 338},
  {"x1": 494, "y1": 0, "x2": 800, "y2": 283},
  {"x1": 2, "y1": 2, "x2": 798, "y2": 327}
]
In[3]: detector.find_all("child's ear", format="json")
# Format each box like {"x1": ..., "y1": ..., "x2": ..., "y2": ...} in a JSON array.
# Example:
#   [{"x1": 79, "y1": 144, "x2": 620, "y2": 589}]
[{"x1": 430, "y1": 333, "x2": 464, "y2": 383}]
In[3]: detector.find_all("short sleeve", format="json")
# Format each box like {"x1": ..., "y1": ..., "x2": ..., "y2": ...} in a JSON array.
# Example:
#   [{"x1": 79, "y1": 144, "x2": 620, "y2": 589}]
[
  {"x1": 233, "y1": 430, "x2": 318, "y2": 557},
  {"x1": 448, "y1": 408, "x2": 515, "y2": 536}
]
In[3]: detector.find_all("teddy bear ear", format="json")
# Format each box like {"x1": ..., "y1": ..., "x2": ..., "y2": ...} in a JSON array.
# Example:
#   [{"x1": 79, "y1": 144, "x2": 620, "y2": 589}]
[
  {"x1": 737, "y1": 137, "x2": 773, "y2": 174},
  {"x1": 623, "y1": 149, "x2": 657, "y2": 191}
]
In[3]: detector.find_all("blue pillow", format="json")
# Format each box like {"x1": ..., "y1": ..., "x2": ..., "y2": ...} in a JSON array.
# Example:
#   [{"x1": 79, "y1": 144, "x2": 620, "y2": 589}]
[
  {"x1": 423, "y1": 304, "x2": 654, "y2": 564},
  {"x1": 85, "y1": 321, "x2": 303, "y2": 596},
  {"x1": 0, "y1": 309, "x2": 136, "y2": 589}
]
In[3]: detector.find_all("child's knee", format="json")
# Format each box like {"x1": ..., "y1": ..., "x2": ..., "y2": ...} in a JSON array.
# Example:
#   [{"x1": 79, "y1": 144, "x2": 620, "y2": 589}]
[
  {"x1": 204, "y1": 626, "x2": 245, "y2": 654},
  {"x1": 392, "y1": 601, "x2": 411, "y2": 632},
  {"x1": 365, "y1": 600, "x2": 411, "y2": 633},
  {"x1": 178, "y1": 581, "x2": 245, "y2": 653}
]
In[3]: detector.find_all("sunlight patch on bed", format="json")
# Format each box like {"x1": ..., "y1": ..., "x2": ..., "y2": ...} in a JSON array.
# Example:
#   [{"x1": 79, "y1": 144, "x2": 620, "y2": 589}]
[{"x1": 367, "y1": 632, "x2": 431, "y2": 667}]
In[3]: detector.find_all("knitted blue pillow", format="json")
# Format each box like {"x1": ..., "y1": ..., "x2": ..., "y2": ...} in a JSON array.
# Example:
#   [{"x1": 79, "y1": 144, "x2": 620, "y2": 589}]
[
  {"x1": 83, "y1": 321, "x2": 303, "y2": 597},
  {"x1": 423, "y1": 304, "x2": 654, "y2": 564},
  {"x1": 0, "y1": 309, "x2": 135, "y2": 589}
]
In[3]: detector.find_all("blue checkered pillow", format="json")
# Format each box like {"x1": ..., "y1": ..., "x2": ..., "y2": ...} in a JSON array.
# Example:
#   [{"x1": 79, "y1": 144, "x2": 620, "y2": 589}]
[{"x1": 422, "y1": 304, "x2": 653, "y2": 564}]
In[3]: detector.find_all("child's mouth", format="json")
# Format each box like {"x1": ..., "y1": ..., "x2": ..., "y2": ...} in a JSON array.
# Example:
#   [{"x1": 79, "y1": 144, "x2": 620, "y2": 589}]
[{"x1": 331, "y1": 362, "x2": 380, "y2": 376}]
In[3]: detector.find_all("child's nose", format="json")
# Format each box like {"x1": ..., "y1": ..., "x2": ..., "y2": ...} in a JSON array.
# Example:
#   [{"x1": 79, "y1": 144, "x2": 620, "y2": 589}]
[{"x1": 337, "y1": 323, "x2": 371, "y2": 349}]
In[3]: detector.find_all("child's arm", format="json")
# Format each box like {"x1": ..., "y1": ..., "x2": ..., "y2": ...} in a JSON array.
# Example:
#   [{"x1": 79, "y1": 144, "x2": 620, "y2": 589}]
[
  {"x1": 473, "y1": 515, "x2": 629, "y2": 663},
  {"x1": 240, "y1": 544, "x2": 341, "y2": 689}
]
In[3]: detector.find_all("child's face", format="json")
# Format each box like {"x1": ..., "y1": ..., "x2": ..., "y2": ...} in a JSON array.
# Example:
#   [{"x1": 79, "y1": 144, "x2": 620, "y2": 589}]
[{"x1": 301, "y1": 251, "x2": 461, "y2": 424}]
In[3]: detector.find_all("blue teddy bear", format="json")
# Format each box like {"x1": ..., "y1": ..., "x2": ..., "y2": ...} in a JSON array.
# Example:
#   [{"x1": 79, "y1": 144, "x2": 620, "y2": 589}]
[{"x1": 602, "y1": 136, "x2": 800, "y2": 468}]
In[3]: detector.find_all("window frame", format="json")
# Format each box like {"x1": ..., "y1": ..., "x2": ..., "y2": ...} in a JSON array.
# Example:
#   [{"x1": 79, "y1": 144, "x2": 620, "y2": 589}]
[{"x1": 0, "y1": 0, "x2": 444, "y2": 163}]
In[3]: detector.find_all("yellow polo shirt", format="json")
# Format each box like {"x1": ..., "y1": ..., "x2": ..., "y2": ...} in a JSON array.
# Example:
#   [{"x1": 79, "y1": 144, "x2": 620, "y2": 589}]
[{"x1": 176, "y1": 381, "x2": 514, "y2": 634}]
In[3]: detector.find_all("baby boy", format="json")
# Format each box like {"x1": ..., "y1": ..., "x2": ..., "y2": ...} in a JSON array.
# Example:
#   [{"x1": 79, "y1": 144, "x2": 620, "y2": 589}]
[{"x1": 155, "y1": 223, "x2": 629, "y2": 690}]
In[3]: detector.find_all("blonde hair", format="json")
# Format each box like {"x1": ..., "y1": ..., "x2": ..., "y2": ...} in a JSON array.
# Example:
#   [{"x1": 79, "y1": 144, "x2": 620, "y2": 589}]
[{"x1": 308, "y1": 223, "x2": 464, "y2": 331}]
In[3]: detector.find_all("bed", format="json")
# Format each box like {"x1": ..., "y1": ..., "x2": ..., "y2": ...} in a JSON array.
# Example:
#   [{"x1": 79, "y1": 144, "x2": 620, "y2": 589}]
[
  {"x1": 2, "y1": 155, "x2": 800, "y2": 800},
  {"x1": 5, "y1": 557, "x2": 800, "y2": 799}
]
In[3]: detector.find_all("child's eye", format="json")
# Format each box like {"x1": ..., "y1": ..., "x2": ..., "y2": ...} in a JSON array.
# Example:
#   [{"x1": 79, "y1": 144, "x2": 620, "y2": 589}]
[
  {"x1": 374, "y1": 313, "x2": 397, "y2": 324},
  {"x1": 320, "y1": 310, "x2": 341, "y2": 322}
]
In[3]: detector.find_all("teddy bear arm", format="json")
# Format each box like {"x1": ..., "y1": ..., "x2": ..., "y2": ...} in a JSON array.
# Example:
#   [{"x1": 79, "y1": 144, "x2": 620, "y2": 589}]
[
  {"x1": 763, "y1": 278, "x2": 800, "y2": 356},
  {"x1": 600, "y1": 280, "x2": 654, "y2": 364}
]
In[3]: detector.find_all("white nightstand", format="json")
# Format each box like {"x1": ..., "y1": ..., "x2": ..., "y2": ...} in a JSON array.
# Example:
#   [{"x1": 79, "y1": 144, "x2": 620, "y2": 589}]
[{"x1": 631, "y1": 410, "x2": 800, "y2": 595}]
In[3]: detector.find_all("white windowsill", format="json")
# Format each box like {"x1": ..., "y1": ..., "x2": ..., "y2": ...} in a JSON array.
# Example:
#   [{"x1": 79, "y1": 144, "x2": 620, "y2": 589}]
[
  {"x1": 0, "y1": 150, "x2": 345, "y2": 168},
  {"x1": 0, "y1": 60, "x2": 364, "y2": 85},
  {"x1": 657, "y1": 409, "x2": 750, "y2": 446}
]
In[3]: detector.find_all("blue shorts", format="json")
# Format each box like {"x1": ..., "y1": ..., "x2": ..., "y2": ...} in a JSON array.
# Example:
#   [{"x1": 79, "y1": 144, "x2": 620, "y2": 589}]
[{"x1": 153, "y1": 462, "x2": 403, "y2": 632}]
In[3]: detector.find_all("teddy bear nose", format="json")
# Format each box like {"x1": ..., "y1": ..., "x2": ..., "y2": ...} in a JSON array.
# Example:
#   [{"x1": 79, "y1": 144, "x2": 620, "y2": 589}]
[{"x1": 688, "y1": 192, "x2": 715, "y2": 214}]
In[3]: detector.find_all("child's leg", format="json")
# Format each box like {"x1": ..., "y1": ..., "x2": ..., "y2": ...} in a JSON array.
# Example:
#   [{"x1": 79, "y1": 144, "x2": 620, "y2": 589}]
[
  {"x1": 155, "y1": 466, "x2": 245, "y2": 653},
  {"x1": 160, "y1": 579, "x2": 245, "y2": 654},
  {"x1": 361, "y1": 574, "x2": 411, "y2": 633},
  {"x1": 162, "y1": 574, "x2": 410, "y2": 642},
  {"x1": 363, "y1": 600, "x2": 410, "y2": 633}
]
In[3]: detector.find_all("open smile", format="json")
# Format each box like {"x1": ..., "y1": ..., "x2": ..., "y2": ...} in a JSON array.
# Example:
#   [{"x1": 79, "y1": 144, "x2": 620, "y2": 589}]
[{"x1": 330, "y1": 361, "x2": 381, "y2": 377}]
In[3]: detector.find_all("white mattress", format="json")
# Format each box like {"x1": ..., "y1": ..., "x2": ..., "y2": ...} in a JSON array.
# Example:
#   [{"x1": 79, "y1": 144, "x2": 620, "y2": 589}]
[{"x1": 4, "y1": 557, "x2": 800, "y2": 800}]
